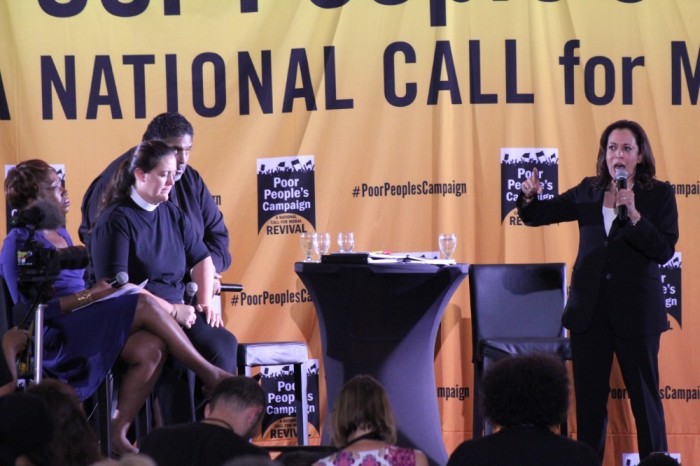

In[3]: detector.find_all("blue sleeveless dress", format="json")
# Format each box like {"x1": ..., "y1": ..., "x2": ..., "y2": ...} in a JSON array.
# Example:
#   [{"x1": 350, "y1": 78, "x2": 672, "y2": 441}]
[{"x1": 1, "y1": 227, "x2": 137, "y2": 400}]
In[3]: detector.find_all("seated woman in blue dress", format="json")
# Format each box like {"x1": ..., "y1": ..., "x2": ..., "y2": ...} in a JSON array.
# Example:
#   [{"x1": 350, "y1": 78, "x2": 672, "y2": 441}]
[
  {"x1": 89, "y1": 139, "x2": 238, "y2": 419},
  {"x1": 1, "y1": 159, "x2": 232, "y2": 455}
]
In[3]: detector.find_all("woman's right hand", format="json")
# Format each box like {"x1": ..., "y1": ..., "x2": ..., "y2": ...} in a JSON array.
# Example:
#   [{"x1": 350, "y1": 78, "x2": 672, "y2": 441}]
[
  {"x1": 171, "y1": 304, "x2": 197, "y2": 329},
  {"x1": 521, "y1": 167, "x2": 542, "y2": 199},
  {"x1": 3, "y1": 327, "x2": 30, "y2": 354}
]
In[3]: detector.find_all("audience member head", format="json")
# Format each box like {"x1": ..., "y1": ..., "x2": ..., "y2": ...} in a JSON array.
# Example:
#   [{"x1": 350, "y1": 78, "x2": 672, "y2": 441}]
[
  {"x1": 103, "y1": 139, "x2": 177, "y2": 208},
  {"x1": 638, "y1": 453, "x2": 680, "y2": 466},
  {"x1": 330, "y1": 374, "x2": 397, "y2": 447},
  {"x1": 276, "y1": 449, "x2": 335, "y2": 466},
  {"x1": 5, "y1": 159, "x2": 67, "y2": 214},
  {"x1": 91, "y1": 453, "x2": 158, "y2": 466},
  {"x1": 206, "y1": 376, "x2": 266, "y2": 439},
  {"x1": 482, "y1": 353, "x2": 569, "y2": 429},
  {"x1": 0, "y1": 391, "x2": 55, "y2": 466},
  {"x1": 27, "y1": 379, "x2": 101, "y2": 466},
  {"x1": 141, "y1": 112, "x2": 194, "y2": 181},
  {"x1": 222, "y1": 455, "x2": 280, "y2": 466}
]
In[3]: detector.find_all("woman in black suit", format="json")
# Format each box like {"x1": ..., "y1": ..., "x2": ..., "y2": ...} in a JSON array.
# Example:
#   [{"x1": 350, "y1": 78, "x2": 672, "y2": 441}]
[{"x1": 517, "y1": 120, "x2": 679, "y2": 461}]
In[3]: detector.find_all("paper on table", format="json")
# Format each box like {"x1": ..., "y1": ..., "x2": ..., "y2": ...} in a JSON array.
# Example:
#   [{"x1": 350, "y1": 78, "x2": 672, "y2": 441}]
[
  {"x1": 321, "y1": 252, "x2": 457, "y2": 265},
  {"x1": 369, "y1": 252, "x2": 456, "y2": 265},
  {"x1": 74, "y1": 279, "x2": 149, "y2": 312},
  {"x1": 367, "y1": 255, "x2": 402, "y2": 264}
]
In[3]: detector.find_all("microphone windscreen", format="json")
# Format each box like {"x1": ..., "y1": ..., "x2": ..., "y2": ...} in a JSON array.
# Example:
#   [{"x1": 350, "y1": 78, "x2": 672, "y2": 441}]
[
  {"x1": 115, "y1": 271, "x2": 129, "y2": 286},
  {"x1": 15, "y1": 200, "x2": 65, "y2": 230},
  {"x1": 185, "y1": 282, "x2": 198, "y2": 297},
  {"x1": 615, "y1": 167, "x2": 628, "y2": 181}
]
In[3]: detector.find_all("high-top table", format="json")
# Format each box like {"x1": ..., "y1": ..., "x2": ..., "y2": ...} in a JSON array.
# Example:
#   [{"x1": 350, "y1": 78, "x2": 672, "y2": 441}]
[{"x1": 295, "y1": 261, "x2": 468, "y2": 466}]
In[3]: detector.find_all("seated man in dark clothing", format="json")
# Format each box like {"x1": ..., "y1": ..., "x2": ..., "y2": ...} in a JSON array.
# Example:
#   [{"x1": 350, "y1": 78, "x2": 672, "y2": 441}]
[
  {"x1": 140, "y1": 376, "x2": 269, "y2": 466},
  {"x1": 446, "y1": 353, "x2": 600, "y2": 466}
]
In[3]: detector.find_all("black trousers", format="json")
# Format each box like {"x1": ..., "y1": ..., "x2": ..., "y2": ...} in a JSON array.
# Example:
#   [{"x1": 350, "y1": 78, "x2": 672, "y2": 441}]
[
  {"x1": 571, "y1": 304, "x2": 666, "y2": 461},
  {"x1": 156, "y1": 316, "x2": 238, "y2": 424}
]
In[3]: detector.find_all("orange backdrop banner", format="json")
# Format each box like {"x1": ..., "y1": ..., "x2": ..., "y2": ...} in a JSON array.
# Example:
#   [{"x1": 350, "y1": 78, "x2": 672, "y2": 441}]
[{"x1": 1, "y1": 1, "x2": 699, "y2": 464}]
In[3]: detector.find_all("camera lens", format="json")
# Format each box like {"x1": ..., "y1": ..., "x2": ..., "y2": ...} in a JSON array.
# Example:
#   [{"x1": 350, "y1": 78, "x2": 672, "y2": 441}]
[{"x1": 55, "y1": 246, "x2": 89, "y2": 270}]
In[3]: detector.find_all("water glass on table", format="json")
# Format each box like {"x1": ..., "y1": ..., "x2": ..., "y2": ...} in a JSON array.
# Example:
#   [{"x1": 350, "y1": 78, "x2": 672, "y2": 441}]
[
  {"x1": 438, "y1": 233, "x2": 457, "y2": 260},
  {"x1": 337, "y1": 232, "x2": 355, "y2": 253},
  {"x1": 313, "y1": 232, "x2": 331, "y2": 261},
  {"x1": 300, "y1": 232, "x2": 314, "y2": 262}
]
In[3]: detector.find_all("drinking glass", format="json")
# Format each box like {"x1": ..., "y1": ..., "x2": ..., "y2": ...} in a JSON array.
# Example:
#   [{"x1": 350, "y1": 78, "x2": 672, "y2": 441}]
[
  {"x1": 337, "y1": 232, "x2": 355, "y2": 253},
  {"x1": 300, "y1": 232, "x2": 314, "y2": 262},
  {"x1": 438, "y1": 233, "x2": 457, "y2": 260},
  {"x1": 313, "y1": 232, "x2": 331, "y2": 260}
]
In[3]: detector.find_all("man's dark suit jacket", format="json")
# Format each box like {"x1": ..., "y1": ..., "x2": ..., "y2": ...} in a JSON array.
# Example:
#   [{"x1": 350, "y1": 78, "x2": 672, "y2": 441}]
[{"x1": 517, "y1": 177, "x2": 678, "y2": 338}]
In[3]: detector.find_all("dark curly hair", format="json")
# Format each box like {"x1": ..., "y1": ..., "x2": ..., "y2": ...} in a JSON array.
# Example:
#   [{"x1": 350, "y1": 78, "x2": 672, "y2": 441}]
[
  {"x1": 638, "y1": 452, "x2": 680, "y2": 466},
  {"x1": 593, "y1": 119, "x2": 656, "y2": 190},
  {"x1": 4, "y1": 159, "x2": 55, "y2": 209},
  {"x1": 482, "y1": 353, "x2": 569, "y2": 428},
  {"x1": 0, "y1": 392, "x2": 55, "y2": 466},
  {"x1": 142, "y1": 112, "x2": 193, "y2": 141},
  {"x1": 27, "y1": 379, "x2": 101, "y2": 466}
]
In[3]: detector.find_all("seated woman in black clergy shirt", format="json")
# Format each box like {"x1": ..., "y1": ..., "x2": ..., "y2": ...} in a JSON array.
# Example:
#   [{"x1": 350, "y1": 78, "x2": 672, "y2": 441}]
[{"x1": 89, "y1": 139, "x2": 238, "y2": 399}]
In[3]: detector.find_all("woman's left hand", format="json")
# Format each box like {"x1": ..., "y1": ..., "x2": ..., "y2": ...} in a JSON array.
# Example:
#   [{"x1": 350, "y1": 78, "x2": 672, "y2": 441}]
[{"x1": 197, "y1": 304, "x2": 223, "y2": 327}]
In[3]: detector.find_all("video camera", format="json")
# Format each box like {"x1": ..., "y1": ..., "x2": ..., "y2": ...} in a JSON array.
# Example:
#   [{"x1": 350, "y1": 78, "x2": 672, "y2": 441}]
[
  {"x1": 11, "y1": 200, "x2": 90, "y2": 385},
  {"x1": 13, "y1": 200, "x2": 89, "y2": 303},
  {"x1": 16, "y1": 239, "x2": 88, "y2": 285}
]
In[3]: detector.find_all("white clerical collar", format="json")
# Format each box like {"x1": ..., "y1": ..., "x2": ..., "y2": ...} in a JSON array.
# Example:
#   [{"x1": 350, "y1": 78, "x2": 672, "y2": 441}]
[{"x1": 130, "y1": 186, "x2": 159, "y2": 212}]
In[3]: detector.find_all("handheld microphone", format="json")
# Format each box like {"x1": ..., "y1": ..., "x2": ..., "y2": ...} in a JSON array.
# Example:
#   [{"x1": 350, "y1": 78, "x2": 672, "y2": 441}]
[
  {"x1": 105, "y1": 271, "x2": 129, "y2": 288},
  {"x1": 219, "y1": 283, "x2": 244, "y2": 293},
  {"x1": 185, "y1": 282, "x2": 198, "y2": 305},
  {"x1": 614, "y1": 167, "x2": 628, "y2": 221}
]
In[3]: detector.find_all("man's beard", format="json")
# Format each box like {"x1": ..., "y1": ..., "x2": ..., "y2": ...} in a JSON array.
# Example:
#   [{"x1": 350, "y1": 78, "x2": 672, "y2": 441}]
[{"x1": 174, "y1": 164, "x2": 186, "y2": 181}]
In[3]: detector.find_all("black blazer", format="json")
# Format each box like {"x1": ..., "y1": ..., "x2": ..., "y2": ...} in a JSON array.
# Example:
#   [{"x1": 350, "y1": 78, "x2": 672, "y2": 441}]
[{"x1": 517, "y1": 177, "x2": 679, "y2": 338}]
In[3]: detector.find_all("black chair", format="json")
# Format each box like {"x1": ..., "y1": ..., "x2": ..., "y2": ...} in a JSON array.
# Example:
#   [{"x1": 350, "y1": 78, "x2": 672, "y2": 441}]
[
  {"x1": 85, "y1": 369, "x2": 154, "y2": 457},
  {"x1": 84, "y1": 370, "x2": 117, "y2": 456},
  {"x1": 0, "y1": 276, "x2": 12, "y2": 336},
  {"x1": 468, "y1": 263, "x2": 571, "y2": 438}
]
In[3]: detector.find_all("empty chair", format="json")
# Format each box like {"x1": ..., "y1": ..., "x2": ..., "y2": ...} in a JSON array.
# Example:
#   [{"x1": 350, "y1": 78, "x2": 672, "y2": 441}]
[{"x1": 468, "y1": 263, "x2": 571, "y2": 438}]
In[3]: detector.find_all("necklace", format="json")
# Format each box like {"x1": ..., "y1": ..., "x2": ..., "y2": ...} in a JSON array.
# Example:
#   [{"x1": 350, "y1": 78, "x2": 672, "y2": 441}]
[{"x1": 344, "y1": 431, "x2": 383, "y2": 448}]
